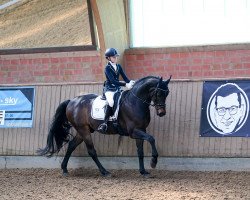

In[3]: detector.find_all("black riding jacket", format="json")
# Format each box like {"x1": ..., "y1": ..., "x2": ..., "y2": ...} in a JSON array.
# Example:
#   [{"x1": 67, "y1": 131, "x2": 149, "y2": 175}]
[{"x1": 104, "y1": 62, "x2": 130, "y2": 92}]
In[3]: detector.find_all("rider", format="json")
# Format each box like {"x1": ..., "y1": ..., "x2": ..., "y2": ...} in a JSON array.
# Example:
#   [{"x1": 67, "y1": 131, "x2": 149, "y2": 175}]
[{"x1": 97, "y1": 48, "x2": 135, "y2": 133}]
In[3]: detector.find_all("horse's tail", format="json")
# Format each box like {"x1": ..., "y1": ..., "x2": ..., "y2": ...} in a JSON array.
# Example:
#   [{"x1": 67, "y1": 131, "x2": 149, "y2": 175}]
[{"x1": 37, "y1": 100, "x2": 71, "y2": 157}]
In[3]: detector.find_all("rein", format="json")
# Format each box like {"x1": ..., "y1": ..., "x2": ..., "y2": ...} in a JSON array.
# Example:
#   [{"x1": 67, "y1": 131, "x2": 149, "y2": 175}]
[
  {"x1": 130, "y1": 86, "x2": 168, "y2": 108},
  {"x1": 131, "y1": 90, "x2": 155, "y2": 106}
]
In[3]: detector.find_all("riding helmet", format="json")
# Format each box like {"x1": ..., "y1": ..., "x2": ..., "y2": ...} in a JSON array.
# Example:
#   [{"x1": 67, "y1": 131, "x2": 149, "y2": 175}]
[{"x1": 105, "y1": 48, "x2": 120, "y2": 59}]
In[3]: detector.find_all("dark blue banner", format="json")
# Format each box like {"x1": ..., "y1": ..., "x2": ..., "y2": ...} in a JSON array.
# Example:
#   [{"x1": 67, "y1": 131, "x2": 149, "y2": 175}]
[
  {"x1": 0, "y1": 87, "x2": 35, "y2": 128},
  {"x1": 200, "y1": 80, "x2": 250, "y2": 137}
]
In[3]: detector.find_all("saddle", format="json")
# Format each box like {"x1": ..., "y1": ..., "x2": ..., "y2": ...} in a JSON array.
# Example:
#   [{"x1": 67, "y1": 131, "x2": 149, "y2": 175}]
[{"x1": 91, "y1": 91, "x2": 122, "y2": 121}]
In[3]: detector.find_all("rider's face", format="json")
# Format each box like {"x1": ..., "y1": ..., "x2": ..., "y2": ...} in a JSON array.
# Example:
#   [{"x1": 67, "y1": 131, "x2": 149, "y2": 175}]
[
  {"x1": 109, "y1": 56, "x2": 118, "y2": 63},
  {"x1": 214, "y1": 93, "x2": 243, "y2": 133}
]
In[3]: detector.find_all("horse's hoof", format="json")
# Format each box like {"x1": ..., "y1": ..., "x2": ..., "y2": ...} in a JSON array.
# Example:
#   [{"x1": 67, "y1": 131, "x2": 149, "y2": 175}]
[
  {"x1": 62, "y1": 172, "x2": 69, "y2": 177},
  {"x1": 140, "y1": 171, "x2": 152, "y2": 178},
  {"x1": 142, "y1": 174, "x2": 152, "y2": 178},
  {"x1": 150, "y1": 158, "x2": 157, "y2": 168},
  {"x1": 150, "y1": 162, "x2": 156, "y2": 168},
  {"x1": 101, "y1": 171, "x2": 111, "y2": 177},
  {"x1": 140, "y1": 170, "x2": 150, "y2": 175}
]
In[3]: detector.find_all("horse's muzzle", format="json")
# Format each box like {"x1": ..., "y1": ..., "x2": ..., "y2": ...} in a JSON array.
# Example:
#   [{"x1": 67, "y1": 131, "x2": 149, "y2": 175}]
[{"x1": 156, "y1": 108, "x2": 166, "y2": 117}]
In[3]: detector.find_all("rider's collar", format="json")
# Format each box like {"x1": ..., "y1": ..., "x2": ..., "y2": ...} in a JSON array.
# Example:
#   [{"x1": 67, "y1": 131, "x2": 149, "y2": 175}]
[{"x1": 109, "y1": 61, "x2": 117, "y2": 72}]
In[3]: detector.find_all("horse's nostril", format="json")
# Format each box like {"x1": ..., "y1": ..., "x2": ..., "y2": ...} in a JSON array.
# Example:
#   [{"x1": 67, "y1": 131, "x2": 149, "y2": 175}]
[{"x1": 157, "y1": 110, "x2": 166, "y2": 117}]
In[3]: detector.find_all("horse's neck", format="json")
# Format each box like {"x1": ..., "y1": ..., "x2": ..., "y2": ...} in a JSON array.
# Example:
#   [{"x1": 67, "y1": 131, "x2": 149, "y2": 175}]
[{"x1": 133, "y1": 78, "x2": 157, "y2": 101}]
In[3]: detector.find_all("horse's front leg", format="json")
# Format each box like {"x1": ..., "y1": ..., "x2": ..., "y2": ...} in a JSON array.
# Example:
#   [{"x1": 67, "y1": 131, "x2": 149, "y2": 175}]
[
  {"x1": 132, "y1": 129, "x2": 158, "y2": 170},
  {"x1": 136, "y1": 139, "x2": 150, "y2": 176}
]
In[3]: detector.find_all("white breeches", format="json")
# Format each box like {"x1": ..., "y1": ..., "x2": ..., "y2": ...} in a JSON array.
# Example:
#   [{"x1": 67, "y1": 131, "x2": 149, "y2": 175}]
[{"x1": 105, "y1": 91, "x2": 115, "y2": 107}]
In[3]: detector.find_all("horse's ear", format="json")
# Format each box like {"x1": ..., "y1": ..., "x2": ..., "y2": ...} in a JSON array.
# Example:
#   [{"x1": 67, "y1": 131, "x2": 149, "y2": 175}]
[{"x1": 165, "y1": 75, "x2": 172, "y2": 84}]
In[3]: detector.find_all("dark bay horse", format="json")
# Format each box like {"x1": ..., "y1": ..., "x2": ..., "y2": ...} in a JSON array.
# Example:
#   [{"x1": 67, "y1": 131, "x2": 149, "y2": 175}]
[{"x1": 38, "y1": 75, "x2": 171, "y2": 176}]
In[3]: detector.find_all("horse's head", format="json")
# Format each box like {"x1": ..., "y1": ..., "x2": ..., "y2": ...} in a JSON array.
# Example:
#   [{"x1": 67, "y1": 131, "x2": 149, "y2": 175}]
[
  {"x1": 150, "y1": 76, "x2": 171, "y2": 117},
  {"x1": 130, "y1": 75, "x2": 171, "y2": 117}
]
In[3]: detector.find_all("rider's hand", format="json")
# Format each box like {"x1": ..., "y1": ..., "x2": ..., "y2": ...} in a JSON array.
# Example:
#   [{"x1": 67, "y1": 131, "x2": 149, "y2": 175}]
[
  {"x1": 130, "y1": 80, "x2": 135, "y2": 86},
  {"x1": 126, "y1": 82, "x2": 133, "y2": 90}
]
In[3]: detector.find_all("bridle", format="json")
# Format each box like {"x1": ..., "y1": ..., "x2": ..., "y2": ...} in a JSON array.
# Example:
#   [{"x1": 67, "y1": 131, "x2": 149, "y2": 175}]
[{"x1": 130, "y1": 81, "x2": 169, "y2": 108}]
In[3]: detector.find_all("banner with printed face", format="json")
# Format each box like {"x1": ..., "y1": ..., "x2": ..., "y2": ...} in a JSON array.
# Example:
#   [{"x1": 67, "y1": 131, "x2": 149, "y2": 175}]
[
  {"x1": 0, "y1": 87, "x2": 35, "y2": 128},
  {"x1": 200, "y1": 80, "x2": 250, "y2": 137}
]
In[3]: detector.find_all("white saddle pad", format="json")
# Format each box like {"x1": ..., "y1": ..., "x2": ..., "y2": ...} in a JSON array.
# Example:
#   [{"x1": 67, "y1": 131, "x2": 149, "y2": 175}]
[
  {"x1": 91, "y1": 95, "x2": 122, "y2": 121},
  {"x1": 91, "y1": 96, "x2": 107, "y2": 120}
]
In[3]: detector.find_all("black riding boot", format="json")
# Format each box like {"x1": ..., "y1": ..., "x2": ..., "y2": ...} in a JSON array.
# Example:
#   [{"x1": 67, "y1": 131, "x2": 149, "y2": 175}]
[{"x1": 97, "y1": 105, "x2": 112, "y2": 133}]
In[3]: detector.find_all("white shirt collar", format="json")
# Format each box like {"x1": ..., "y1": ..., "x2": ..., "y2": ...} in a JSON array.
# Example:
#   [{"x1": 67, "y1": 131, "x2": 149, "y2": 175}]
[{"x1": 109, "y1": 61, "x2": 117, "y2": 71}]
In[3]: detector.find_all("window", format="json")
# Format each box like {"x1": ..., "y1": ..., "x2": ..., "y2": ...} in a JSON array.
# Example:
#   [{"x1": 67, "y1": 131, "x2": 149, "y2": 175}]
[
  {"x1": 0, "y1": 0, "x2": 94, "y2": 49},
  {"x1": 130, "y1": 0, "x2": 250, "y2": 47}
]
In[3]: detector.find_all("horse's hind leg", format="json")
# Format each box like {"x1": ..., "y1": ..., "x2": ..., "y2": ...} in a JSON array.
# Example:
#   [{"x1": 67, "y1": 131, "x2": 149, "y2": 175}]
[
  {"x1": 78, "y1": 128, "x2": 110, "y2": 176},
  {"x1": 61, "y1": 134, "x2": 83, "y2": 175}
]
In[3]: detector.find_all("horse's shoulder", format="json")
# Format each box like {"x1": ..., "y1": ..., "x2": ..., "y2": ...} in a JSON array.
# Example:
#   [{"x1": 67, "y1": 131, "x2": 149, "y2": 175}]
[{"x1": 122, "y1": 90, "x2": 129, "y2": 97}]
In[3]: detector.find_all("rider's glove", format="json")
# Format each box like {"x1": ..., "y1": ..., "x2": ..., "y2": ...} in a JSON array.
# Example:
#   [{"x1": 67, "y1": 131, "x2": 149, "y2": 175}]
[
  {"x1": 130, "y1": 80, "x2": 135, "y2": 86},
  {"x1": 126, "y1": 82, "x2": 133, "y2": 90}
]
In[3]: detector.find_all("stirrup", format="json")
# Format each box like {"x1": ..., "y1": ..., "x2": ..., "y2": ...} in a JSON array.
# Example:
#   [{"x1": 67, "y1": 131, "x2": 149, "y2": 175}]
[{"x1": 97, "y1": 123, "x2": 108, "y2": 133}]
